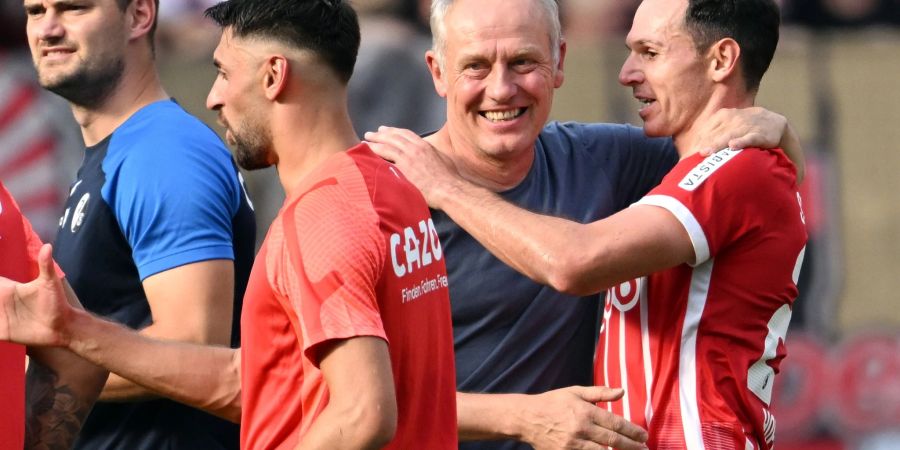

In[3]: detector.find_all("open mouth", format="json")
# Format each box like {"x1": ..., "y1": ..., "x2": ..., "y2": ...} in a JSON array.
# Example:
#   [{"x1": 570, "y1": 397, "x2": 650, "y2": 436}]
[
  {"x1": 637, "y1": 97, "x2": 656, "y2": 111},
  {"x1": 42, "y1": 48, "x2": 75, "y2": 59},
  {"x1": 480, "y1": 108, "x2": 526, "y2": 123}
]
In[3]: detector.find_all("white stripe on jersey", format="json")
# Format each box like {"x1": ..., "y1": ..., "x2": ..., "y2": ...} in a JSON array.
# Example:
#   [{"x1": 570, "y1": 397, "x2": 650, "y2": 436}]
[
  {"x1": 680, "y1": 259, "x2": 714, "y2": 450},
  {"x1": 619, "y1": 311, "x2": 631, "y2": 421},
  {"x1": 635, "y1": 195, "x2": 710, "y2": 265},
  {"x1": 639, "y1": 278, "x2": 654, "y2": 423}
]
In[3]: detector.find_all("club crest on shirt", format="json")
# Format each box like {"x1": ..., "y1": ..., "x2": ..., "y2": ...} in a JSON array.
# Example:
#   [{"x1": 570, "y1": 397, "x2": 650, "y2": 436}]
[
  {"x1": 678, "y1": 149, "x2": 742, "y2": 191},
  {"x1": 609, "y1": 277, "x2": 644, "y2": 312},
  {"x1": 70, "y1": 193, "x2": 90, "y2": 233}
]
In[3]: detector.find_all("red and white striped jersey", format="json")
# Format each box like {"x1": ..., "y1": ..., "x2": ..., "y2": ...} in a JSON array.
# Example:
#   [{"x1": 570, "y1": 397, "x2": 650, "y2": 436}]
[{"x1": 595, "y1": 149, "x2": 807, "y2": 450}]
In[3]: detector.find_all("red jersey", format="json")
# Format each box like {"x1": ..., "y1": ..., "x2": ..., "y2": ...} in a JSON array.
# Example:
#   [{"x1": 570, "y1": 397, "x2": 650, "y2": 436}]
[
  {"x1": 240, "y1": 144, "x2": 457, "y2": 449},
  {"x1": 595, "y1": 149, "x2": 807, "y2": 450},
  {"x1": 0, "y1": 182, "x2": 46, "y2": 450}
]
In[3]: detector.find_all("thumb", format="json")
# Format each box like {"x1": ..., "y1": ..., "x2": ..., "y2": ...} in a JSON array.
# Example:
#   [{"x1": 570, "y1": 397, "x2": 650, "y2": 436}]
[
  {"x1": 574, "y1": 385, "x2": 626, "y2": 403},
  {"x1": 37, "y1": 243, "x2": 59, "y2": 283}
]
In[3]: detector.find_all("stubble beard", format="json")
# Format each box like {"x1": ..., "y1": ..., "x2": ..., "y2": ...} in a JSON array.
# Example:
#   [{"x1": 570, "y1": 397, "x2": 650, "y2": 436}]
[
  {"x1": 39, "y1": 55, "x2": 125, "y2": 109},
  {"x1": 231, "y1": 120, "x2": 274, "y2": 171}
]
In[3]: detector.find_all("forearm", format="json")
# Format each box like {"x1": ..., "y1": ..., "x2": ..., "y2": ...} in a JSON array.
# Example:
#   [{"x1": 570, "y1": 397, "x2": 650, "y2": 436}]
[
  {"x1": 99, "y1": 321, "x2": 229, "y2": 402},
  {"x1": 434, "y1": 180, "x2": 596, "y2": 294},
  {"x1": 457, "y1": 392, "x2": 528, "y2": 442},
  {"x1": 67, "y1": 309, "x2": 242, "y2": 422},
  {"x1": 25, "y1": 349, "x2": 108, "y2": 450}
]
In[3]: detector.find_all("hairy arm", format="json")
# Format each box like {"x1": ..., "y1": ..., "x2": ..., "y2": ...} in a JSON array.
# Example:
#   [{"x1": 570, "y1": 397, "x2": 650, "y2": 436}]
[
  {"x1": 100, "y1": 260, "x2": 236, "y2": 402},
  {"x1": 458, "y1": 388, "x2": 648, "y2": 450},
  {"x1": 297, "y1": 337, "x2": 397, "y2": 449}
]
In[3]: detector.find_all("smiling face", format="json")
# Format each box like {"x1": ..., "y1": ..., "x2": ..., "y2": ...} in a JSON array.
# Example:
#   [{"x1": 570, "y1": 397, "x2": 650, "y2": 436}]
[
  {"x1": 431, "y1": 0, "x2": 564, "y2": 164},
  {"x1": 24, "y1": 0, "x2": 128, "y2": 107},
  {"x1": 206, "y1": 29, "x2": 275, "y2": 171},
  {"x1": 618, "y1": 0, "x2": 712, "y2": 141}
]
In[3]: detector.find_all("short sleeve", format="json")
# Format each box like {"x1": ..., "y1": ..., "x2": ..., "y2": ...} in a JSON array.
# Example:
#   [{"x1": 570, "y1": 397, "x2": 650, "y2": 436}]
[
  {"x1": 104, "y1": 127, "x2": 241, "y2": 280},
  {"x1": 636, "y1": 149, "x2": 791, "y2": 266},
  {"x1": 273, "y1": 182, "x2": 387, "y2": 366}
]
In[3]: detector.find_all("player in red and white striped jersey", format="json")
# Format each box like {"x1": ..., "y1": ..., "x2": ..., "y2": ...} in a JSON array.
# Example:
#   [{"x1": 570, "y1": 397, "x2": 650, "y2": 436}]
[{"x1": 363, "y1": 0, "x2": 805, "y2": 448}]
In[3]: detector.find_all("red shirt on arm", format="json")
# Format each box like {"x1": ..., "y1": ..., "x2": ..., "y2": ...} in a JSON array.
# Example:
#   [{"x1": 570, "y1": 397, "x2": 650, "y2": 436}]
[
  {"x1": 596, "y1": 149, "x2": 807, "y2": 450},
  {"x1": 240, "y1": 144, "x2": 457, "y2": 450},
  {"x1": 0, "y1": 182, "x2": 50, "y2": 450}
]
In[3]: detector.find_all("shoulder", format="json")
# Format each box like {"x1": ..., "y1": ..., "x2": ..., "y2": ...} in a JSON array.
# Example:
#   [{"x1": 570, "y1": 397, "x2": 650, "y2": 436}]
[
  {"x1": 104, "y1": 101, "x2": 238, "y2": 191},
  {"x1": 108, "y1": 100, "x2": 231, "y2": 167}
]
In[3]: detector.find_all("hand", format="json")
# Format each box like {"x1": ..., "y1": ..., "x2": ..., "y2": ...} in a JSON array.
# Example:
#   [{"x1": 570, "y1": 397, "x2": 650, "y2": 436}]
[
  {"x1": 0, "y1": 244, "x2": 74, "y2": 347},
  {"x1": 517, "y1": 386, "x2": 648, "y2": 450},
  {"x1": 364, "y1": 126, "x2": 461, "y2": 208},
  {"x1": 695, "y1": 107, "x2": 787, "y2": 155}
]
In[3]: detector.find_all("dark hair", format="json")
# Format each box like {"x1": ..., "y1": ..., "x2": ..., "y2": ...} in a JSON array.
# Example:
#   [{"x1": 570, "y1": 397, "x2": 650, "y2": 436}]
[
  {"x1": 205, "y1": 0, "x2": 360, "y2": 84},
  {"x1": 684, "y1": 0, "x2": 780, "y2": 93},
  {"x1": 115, "y1": 0, "x2": 160, "y2": 49}
]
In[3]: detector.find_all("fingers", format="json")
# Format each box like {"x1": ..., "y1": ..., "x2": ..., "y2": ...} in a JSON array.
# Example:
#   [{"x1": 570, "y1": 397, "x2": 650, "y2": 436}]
[
  {"x1": 37, "y1": 243, "x2": 59, "y2": 282},
  {"x1": 589, "y1": 408, "x2": 648, "y2": 446},
  {"x1": 572, "y1": 385, "x2": 625, "y2": 403}
]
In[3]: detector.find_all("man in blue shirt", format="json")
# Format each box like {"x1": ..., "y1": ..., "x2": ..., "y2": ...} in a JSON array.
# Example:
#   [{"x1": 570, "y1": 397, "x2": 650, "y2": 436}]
[{"x1": 23, "y1": 0, "x2": 255, "y2": 448}]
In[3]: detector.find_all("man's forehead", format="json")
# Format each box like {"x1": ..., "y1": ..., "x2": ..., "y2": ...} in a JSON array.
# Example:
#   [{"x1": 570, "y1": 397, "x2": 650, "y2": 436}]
[{"x1": 628, "y1": 0, "x2": 688, "y2": 44}]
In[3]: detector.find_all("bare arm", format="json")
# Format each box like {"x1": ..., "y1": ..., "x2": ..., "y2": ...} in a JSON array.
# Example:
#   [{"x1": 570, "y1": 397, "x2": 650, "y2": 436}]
[
  {"x1": 296, "y1": 337, "x2": 397, "y2": 449},
  {"x1": 0, "y1": 245, "x2": 242, "y2": 423},
  {"x1": 458, "y1": 388, "x2": 648, "y2": 450},
  {"x1": 100, "y1": 259, "x2": 236, "y2": 402},
  {"x1": 24, "y1": 281, "x2": 108, "y2": 449},
  {"x1": 366, "y1": 128, "x2": 693, "y2": 295}
]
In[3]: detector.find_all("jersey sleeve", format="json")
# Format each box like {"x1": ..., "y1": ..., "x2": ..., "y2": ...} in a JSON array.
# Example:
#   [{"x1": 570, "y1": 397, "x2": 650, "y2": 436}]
[
  {"x1": 636, "y1": 149, "x2": 797, "y2": 266},
  {"x1": 104, "y1": 131, "x2": 241, "y2": 280},
  {"x1": 274, "y1": 182, "x2": 387, "y2": 366}
]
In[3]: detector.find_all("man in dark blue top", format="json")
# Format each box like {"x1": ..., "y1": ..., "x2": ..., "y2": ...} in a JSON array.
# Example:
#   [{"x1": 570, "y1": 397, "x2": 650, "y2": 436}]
[
  {"x1": 366, "y1": 0, "x2": 803, "y2": 449},
  {"x1": 24, "y1": 0, "x2": 254, "y2": 448}
]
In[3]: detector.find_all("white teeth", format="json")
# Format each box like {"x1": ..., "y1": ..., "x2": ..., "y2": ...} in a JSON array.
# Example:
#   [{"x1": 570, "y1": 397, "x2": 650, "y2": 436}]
[{"x1": 483, "y1": 108, "x2": 524, "y2": 122}]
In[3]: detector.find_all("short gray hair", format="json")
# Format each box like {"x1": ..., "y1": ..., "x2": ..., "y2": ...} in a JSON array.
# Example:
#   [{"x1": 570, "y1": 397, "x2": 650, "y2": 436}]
[{"x1": 430, "y1": 0, "x2": 562, "y2": 69}]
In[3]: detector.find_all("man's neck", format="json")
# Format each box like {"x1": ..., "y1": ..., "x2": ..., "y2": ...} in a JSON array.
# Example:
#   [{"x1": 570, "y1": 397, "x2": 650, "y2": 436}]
[
  {"x1": 673, "y1": 95, "x2": 755, "y2": 159},
  {"x1": 72, "y1": 61, "x2": 168, "y2": 147},
  {"x1": 428, "y1": 127, "x2": 534, "y2": 192},
  {"x1": 273, "y1": 103, "x2": 360, "y2": 198}
]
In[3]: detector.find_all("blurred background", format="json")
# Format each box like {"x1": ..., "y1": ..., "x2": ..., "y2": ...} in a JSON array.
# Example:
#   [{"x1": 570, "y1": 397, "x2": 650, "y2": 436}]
[{"x1": 1, "y1": 0, "x2": 898, "y2": 448}]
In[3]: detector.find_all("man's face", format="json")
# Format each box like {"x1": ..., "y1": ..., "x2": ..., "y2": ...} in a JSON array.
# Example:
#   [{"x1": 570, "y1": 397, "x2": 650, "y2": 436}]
[
  {"x1": 619, "y1": 0, "x2": 711, "y2": 140},
  {"x1": 431, "y1": 0, "x2": 564, "y2": 162},
  {"x1": 206, "y1": 29, "x2": 274, "y2": 171},
  {"x1": 24, "y1": 0, "x2": 128, "y2": 107}
]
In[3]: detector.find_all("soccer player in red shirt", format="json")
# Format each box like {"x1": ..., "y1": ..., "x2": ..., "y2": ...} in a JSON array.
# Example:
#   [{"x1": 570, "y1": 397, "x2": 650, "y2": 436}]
[
  {"x1": 0, "y1": 181, "x2": 107, "y2": 449},
  {"x1": 0, "y1": 0, "x2": 457, "y2": 449},
  {"x1": 366, "y1": 0, "x2": 805, "y2": 448}
]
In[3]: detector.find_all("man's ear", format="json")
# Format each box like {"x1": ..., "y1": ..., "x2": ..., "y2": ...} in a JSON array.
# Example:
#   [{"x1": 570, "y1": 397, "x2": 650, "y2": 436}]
[
  {"x1": 708, "y1": 37, "x2": 741, "y2": 84},
  {"x1": 263, "y1": 56, "x2": 289, "y2": 101},
  {"x1": 554, "y1": 39, "x2": 567, "y2": 88},
  {"x1": 425, "y1": 50, "x2": 448, "y2": 98},
  {"x1": 127, "y1": 0, "x2": 156, "y2": 42}
]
